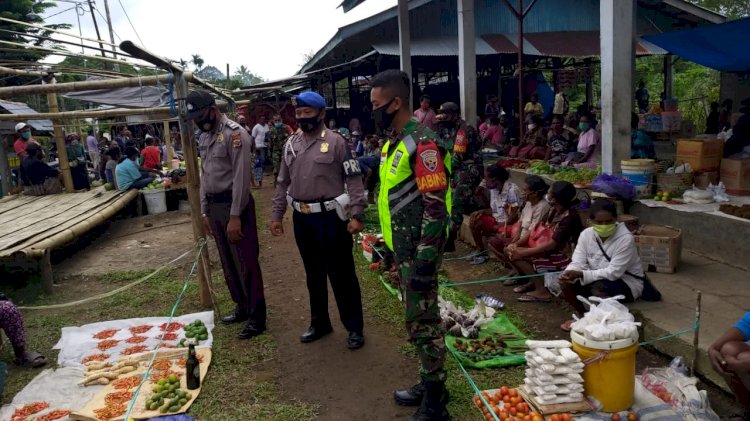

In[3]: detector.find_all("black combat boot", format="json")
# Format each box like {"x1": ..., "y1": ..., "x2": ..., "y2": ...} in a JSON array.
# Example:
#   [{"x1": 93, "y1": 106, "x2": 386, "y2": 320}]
[
  {"x1": 444, "y1": 231, "x2": 457, "y2": 253},
  {"x1": 410, "y1": 380, "x2": 450, "y2": 421},
  {"x1": 394, "y1": 381, "x2": 425, "y2": 406}
]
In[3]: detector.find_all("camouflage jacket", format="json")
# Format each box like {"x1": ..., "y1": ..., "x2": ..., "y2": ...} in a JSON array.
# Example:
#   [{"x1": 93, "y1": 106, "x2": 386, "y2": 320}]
[
  {"x1": 269, "y1": 124, "x2": 291, "y2": 155},
  {"x1": 440, "y1": 120, "x2": 483, "y2": 183},
  {"x1": 385, "y1": 119, "x2": 449, "y2": 276}
]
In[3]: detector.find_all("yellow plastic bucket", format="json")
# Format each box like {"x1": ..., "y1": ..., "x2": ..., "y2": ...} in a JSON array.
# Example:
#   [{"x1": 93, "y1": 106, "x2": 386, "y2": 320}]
[{"x1": 571, "y1": 330, "x2": 638, "y2": 412}]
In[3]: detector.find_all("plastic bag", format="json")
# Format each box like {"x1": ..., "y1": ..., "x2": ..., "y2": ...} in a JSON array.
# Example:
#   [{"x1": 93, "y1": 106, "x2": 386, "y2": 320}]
[
  {"x1": 544, "y1": 272, "x2": 562, "y2": 297},
  {"x1": 571, "y1": 296, "x2": 640, "y2": 341},
  {"x1": 707, "y1": 182, "x2": 730, "y2": 203},
  {"x1": 591, "y1": 174, "x2": 637, "y2": 200},
  {"x1": 639, "y1": 357, "x2": 719, "y2": 420}
]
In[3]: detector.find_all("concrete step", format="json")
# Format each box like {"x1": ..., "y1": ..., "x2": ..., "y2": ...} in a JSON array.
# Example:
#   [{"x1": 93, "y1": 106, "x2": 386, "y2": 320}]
[{"x1": 628, "y1": 251, "x2": 746, "y2": 392}]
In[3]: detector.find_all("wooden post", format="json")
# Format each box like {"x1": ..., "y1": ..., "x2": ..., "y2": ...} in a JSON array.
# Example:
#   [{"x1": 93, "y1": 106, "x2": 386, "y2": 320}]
[
  {"x1": 39, "y1": 249, "x2": 54, "y2": 294},
  {"x1": 691, "y1": 290, "x2": 702, "y2": 375},
  {"x1": 46, "y1": 78, "x2": 74, "y2": 193},
  {"x1": 162, "y1": 120, "x2": 174, "y2": 164},
  {"x1": 174, "y1": 73, "x2": 212, "y2": 307},
  {"x1": 0, "y1": 135, "x2": 10, "y2": 197}
]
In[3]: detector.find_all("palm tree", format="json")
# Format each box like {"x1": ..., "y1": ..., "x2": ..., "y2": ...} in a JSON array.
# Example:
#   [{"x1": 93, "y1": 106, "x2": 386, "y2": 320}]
[
  {"x1": 179, "y1": 58, "x2": 188, "y2": 69},
  {"x1": 191, "y1": 54, "x2": 204, "y2": 71},
  {"x1": 234, "y1": 65, "x2": 252, "y2": 85}
]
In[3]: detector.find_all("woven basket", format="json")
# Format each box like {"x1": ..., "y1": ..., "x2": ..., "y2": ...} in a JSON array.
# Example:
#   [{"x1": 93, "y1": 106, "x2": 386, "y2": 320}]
[{"x1": 656, "y1": 173, "x2": 694, "y2": 196}]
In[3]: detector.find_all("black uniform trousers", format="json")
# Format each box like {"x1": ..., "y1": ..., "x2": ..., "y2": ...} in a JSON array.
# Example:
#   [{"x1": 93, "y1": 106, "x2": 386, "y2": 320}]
[
  {"x1": 292, "y1": 209, "x2": 364, "y2": 334},
  {"x1": 207, "y1": 191, "x2": 266, "y2": 327}
]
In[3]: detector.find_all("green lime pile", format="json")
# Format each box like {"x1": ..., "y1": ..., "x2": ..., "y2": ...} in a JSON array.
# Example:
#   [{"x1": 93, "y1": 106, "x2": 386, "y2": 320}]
[
  {"x1": 146, "y1": 374, "x2": 192, "y2": 413},
  {"x1": 141, "y1": 180, "x2": 163, "y2": 191},
  {"x1": 177, "y1": 320, "x2": 207, "y2": 347}
]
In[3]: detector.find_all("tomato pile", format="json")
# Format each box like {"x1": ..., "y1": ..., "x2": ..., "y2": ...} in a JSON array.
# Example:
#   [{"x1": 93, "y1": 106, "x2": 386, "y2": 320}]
[{"x1": 473, "y1": 386, "x2": 544, "y2": 421}]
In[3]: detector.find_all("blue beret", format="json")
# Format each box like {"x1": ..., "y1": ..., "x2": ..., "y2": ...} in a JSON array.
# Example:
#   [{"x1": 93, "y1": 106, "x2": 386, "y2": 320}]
[{"x1": 294, "y1": 91, "x2": 326, "y2": 109}]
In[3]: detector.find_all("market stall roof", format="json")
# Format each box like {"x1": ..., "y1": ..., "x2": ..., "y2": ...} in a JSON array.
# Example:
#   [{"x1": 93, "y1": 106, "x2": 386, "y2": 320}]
[
  {"x1": 642, "y1": 17, "x2": 750, "y2": 73},
  {"x1": 481, "y1": 31, "x2": 668, "y2": 58},
  {"x1": 372, "y1": 36, "x2": 496, "y2": 56},
  {"x1": 302, "y1": 0, "x2": 724, "y2": 73},
  {"x1": 62, "y1": 76, "x2": 170, "y2": 108},
  {"x1": 0, "y1": 99, "x2": 53, "y2": 134}
]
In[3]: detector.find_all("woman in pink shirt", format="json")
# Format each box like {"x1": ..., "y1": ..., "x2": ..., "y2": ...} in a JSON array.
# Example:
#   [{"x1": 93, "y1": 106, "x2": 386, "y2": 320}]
[
  {"x1": 568, "y1": 114, "x2": 600, "y2": 169},
  {"x1": 483, "y1": 117, "x2": 504, "y2": 146},
  {"x1": 413, "y1": 94, "x2": 437, "y2": 131}
]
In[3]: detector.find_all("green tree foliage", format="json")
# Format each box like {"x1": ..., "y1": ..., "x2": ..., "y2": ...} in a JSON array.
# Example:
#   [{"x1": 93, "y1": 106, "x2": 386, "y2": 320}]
[
  {"x1": 0, "y1": 0, "x2": 71, "y2": 86},
  {"x1": 191, "y1": 54, "x2": 204, "y2": 71},
  {"x1": 233, "y1": 64, "x2": 264, "y2": 86},
  {"x1": 688, "y1": 0, "x2": 749, "y2": 19}
]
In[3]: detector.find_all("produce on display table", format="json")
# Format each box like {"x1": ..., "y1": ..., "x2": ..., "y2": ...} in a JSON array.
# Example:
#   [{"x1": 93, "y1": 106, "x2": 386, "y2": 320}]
[
  {"x1": 80, "y1": 358, "x2": 140, "y2": 387},
  {"x1": 552, "y1": 167, "x2": 599, "y2": 185},
  {"x1": 453, "y1": 335, "x2": 526, "y2": 361},
  {"x1": 473, "y1": 386, "x2": 548, "y2": 421},
  {"x1": 439, "y1": 298, "x2": 494, "y2": 339},
  {"x1": 145, "y1": 374, "x2": 192, "y2": 413},
  {"x1": 527, "y1": 161, "x2": 555, "y2": 175}
]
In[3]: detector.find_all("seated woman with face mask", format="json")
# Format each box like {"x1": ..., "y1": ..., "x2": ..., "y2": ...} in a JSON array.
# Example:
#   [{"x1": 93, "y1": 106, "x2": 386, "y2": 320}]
[{"x1": 558, "y1": 199, "x2": 656, "y2": 331}]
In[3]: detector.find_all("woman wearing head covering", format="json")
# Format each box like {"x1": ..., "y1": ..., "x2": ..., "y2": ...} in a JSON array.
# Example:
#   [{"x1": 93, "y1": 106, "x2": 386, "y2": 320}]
[
  {"x1": 507, "y1": 181, "x2": 583, "y2": 302},
  {"x1": 488, "y1": 175, "x2": 550, "y2": 280},
  {"x1": 65, "y1": 133, "x2": 91, "y2": 191}
]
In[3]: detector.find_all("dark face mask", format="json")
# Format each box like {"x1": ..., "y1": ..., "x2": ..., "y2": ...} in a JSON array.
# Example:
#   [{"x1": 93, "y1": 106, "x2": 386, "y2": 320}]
[
  {"x1": 196, "y1": 109, "x2": 216, "y2": 133},
  {"x1": 297, "y1": 114, "x2": 321, "y2": 133},
  {"x1": 372, "y1": 99, "x2": 396, "y2": 130},
  {"x1": 442, "y1": 120, "x2": 456, "y2": 130}
]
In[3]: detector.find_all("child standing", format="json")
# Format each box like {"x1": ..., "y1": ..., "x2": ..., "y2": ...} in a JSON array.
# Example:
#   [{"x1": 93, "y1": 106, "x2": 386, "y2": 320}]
[{"x1": 254, "y1": 153, "x2": 263, "y2": 188}]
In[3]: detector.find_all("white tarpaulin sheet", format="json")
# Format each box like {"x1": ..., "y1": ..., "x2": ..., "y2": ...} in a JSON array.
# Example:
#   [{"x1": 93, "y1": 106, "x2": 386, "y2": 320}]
[
  {"x1": 54, "y1": 311, "x2": 214, "y2": 368},
  {"x1": 0, "y1": 367, "x2": 102, "y2": 421}
]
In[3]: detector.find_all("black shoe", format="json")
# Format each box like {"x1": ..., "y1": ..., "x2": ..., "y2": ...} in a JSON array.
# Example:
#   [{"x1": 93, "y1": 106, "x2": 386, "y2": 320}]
[
  {"x1": 394, "y1": 382, "x2": 425, "y2": 406},
  {"x1": 222, "y1": 308, "x2": 249, "y2": 325},
  {"x1": 238, "y1": 323, "x2": 265, "y2": 340},
  {"x1": 300, "y1": 325, "x2": 333, "y2": 343},
  {"x1": 347, "y1": 331, "x2": 365, "y2": 350},
  {"x1": 444, "y1": 231, "x2": 457, "y2": 253},
  {"x1": 410, "y1": 381, "x2": 450, "y2": 421}
]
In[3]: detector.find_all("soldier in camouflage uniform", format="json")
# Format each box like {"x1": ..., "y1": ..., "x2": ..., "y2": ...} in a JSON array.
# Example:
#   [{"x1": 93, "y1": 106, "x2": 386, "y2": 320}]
[
  {"x1": 437, "y1": 102, "x2": 484, "y2": 252},
  {"x1": 268, "y1": 113, "x2": 292, "y2": 187},
  {"x1": 371, "y1": 70, "x2": 451, "y2": 421}
]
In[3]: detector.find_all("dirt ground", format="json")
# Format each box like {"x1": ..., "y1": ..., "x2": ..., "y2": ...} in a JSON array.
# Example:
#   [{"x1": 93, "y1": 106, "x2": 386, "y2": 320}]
[{"x1": 9, "y1": 176, "x2": 739, "y2": 420}]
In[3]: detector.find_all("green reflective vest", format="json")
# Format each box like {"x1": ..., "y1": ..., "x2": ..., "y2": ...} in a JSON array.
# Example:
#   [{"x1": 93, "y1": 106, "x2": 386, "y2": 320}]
[{"x1": 378, "y1": 134, "x2": 452, "y2": 250}]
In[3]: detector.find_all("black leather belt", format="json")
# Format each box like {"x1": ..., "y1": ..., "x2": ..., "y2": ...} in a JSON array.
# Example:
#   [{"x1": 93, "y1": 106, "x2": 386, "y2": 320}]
[{"x1": 206, "y1": 190, "x2": 233, "y2": 203}]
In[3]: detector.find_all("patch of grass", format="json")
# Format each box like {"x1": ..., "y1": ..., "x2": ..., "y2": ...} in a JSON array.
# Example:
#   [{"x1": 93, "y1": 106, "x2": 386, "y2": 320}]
[
  {"x1": 5, "y1": 268, "x2": 318, "y2": 421},
  {"x1": 353, "y1": 244, "x2": 531, "y2": 421}
]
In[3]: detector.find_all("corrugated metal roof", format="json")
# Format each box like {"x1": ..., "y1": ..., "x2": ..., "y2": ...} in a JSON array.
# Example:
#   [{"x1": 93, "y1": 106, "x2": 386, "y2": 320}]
[
  {"x1": 339, "y1": 0, "x2": 368, "y2": 13},
  {"x1": 0, "y1": 99, "x2": 53, "y2": 132},
  {"x1": 302, "y1": 0, "x2": 723, "y2": 72},
  {"x1": 482, "y1": 31, "x2": 668, "y2": 58},
  {"x1": 372, "y1": 36, "x2": 496, "y2": 56}
]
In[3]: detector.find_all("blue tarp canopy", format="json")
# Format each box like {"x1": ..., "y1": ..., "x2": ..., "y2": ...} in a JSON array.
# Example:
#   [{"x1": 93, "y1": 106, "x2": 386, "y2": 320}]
[{"x1": 643, "y1": 17, "x2": 750, "y2": 73}]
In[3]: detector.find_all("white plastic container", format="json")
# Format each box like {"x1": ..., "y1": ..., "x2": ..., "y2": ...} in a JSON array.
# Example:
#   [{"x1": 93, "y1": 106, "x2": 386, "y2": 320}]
[{"x1": 142, "y1": 189, "x2": 167, "y2": 214}]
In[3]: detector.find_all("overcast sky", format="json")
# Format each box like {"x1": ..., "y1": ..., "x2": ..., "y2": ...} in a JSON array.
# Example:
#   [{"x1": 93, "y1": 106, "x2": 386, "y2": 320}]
[{"x1": 43, "y1": 0, "x2": 393, "y2": 80}]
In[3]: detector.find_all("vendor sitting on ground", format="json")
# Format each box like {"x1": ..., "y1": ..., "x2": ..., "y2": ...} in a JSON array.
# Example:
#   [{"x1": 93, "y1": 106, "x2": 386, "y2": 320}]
[
  {"x1": 709, "y1": 312, "x2": 750, "y2": 415},
  {"x1": 509, "y1": 115, "x2": 547, "y2": 159},
  {"x1": 558, "y1": 199, "x2": 646, "y2": 331},
  {"x1": 19, "y1": 143, "x2": 63, "y2": 196},
  {"x1": 565, "y1": 114, "x2": 600, "y2": 168},
  {"x1": 104, "y1": 147, "x2": 121, "y2": 189},
  {"x1": 631, "y1": 113, "x2": 656, "y2": 159},
  {"x1": 488, "y1": 175, "x2": 551, "y2": 280},
  {"x1": 468, "y1": 166, "x2": 523, "y2": 265},
  {"x1": 0, "y1": 298, "x2": 46, "y2": 368},
  {"x1": 506, "y1": 181, "x2": 583, "y2": 303},
  {"x1": 545, "y1": 115, "x2": 575, "y2": 165},
  {"x1": 115, "y1": 147, "x2": 157, "y2": 191}
]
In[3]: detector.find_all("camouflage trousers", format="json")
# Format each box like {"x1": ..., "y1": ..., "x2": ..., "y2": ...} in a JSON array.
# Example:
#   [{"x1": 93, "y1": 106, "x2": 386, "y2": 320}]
[
  {"x1": 450, "y1": 183, "x2": 477, "y2": 233},
  {"x1": 272, "y1": 150, "x2": 283, "y2": 176},
  {"x1": 398, "y1": 260, "x2": 446, "y2": 382}
]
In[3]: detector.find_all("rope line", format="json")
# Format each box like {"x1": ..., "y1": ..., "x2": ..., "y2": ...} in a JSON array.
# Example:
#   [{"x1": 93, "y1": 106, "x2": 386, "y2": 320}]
[
  {"x1": 439, "y1": 272, "x2": 562, "y2": 288},
  {"x1": 450, "y1": 350, "x2": 501, "y2": 421},
  {"x1": 122, "y1": 238, "x2": 208, "y2": 421},
  {"x1": 639, "y1": 322, "x2": 699, "y2": 347}
]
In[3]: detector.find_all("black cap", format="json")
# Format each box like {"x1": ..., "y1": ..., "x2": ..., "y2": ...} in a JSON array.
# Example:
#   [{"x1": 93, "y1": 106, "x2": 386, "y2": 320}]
[
  {"x1": 439, "y1": 102, "x2": 460, "y2": 115},
  {"x1": 185, "y1": 90, "x2": 215, "y2": 120},
  {"x1": 25, "y1": 142, "x2": 41, "y2": 154}
]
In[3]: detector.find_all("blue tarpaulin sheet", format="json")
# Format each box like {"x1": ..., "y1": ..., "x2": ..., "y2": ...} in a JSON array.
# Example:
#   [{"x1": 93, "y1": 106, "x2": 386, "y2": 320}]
[{"x1": 643, "y1": 18, "x2": 750, "y2": 73}]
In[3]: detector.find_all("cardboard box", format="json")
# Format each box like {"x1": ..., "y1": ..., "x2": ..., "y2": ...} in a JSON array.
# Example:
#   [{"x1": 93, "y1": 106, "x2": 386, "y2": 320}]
[
  {"x1": 693, "y1": 171, "x2": 719, "y2": 189},
  {"x1": 634, "y1": 225, "x2": 682, "y2": 274},
  {"x1": 676, "y1": 139, "x2": 724, "y2": 171},
  {"x1": 720, "y1": 158, "x2": 750, "y2": 196}
]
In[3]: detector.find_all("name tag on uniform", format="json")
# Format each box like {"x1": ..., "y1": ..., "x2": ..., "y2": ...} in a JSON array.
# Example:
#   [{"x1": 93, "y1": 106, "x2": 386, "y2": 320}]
[
  {"x1": 216, "y1": 133, "x2": 224, "y2": 143},
  {"x1": 390, "y1": 150, "x2": 403, "y2": 175}
]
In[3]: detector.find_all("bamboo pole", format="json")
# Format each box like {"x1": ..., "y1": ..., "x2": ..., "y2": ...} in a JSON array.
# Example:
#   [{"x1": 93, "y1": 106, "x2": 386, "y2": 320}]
[
  {"x1": 46, "y1": 79, "x2": 74, "y2": 193},
  {"x1": 0, "y1": 72, "x2": 182, "y2": 97},
  {"x1": 12, "y1": 189, "x2": 138, "y2": 259},
  {"x1": 174, "y1": 73, "x2": 212, "y2": 307},
  {"x1": 0, "y1": 107, "x2": 174, "y2": 121},
  {"x1": 163, "y1": 120, "x2": 174, "y2": 164}
]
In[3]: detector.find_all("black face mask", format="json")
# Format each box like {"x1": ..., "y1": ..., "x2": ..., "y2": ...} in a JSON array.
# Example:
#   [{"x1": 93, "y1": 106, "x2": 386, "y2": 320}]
[
  {"x1": 442, "y1": 120, "x2": 456, "y2": 130},
  {"x1": 196, "y1": 109, "x2": 216, "y2": 133},
  {"x1": 297, "y1": 114, "x2": 321, "y2": 133},
  {"x1": 372, "y1": 99, "x2": 396, "y2": 130}
]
